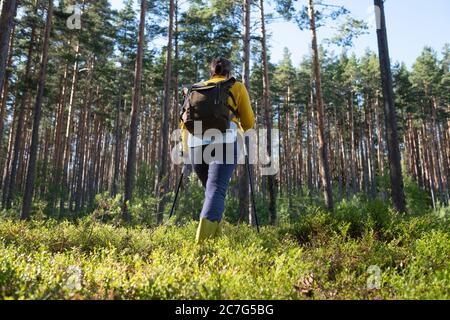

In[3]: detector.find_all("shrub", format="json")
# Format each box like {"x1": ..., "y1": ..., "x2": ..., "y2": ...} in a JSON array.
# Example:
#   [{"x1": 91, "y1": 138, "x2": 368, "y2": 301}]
[{"x1": 1, "y1": 193, "x2": 449, "y2": 300}]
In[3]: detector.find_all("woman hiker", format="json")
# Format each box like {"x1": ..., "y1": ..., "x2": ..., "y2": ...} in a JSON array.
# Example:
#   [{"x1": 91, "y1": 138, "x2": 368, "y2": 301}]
[{"x1": 180, "y1": 57, "x2": 255, "y2": 244}]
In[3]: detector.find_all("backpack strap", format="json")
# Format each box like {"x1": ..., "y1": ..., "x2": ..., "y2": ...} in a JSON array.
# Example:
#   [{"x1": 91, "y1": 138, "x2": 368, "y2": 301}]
[
  {"x1": 219, "y1": 77, "x2": 239, "y2": 119},
  {"x1": 228, "y1": 91, "x2": 239, "y2": 118},
  {"x1": 179, "y1": 85, "x2": 191, "y2": 122}
]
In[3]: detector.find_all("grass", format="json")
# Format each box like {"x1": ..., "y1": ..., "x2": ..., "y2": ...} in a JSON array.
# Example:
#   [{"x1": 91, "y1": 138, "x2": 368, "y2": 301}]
[{"x1": 1, "y1": 196, "x2": 449, "y2": 300}]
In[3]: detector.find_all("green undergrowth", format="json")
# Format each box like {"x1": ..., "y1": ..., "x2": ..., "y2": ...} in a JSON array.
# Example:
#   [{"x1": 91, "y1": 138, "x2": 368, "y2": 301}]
[{"x1": 1, "y1": 198, "x2": 449, "y2": 299}]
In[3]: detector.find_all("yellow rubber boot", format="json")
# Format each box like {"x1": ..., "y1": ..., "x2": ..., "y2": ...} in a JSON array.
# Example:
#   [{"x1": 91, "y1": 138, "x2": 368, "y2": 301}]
[{"x1": 195, "y1": 218, "x2": 219, "y2": 244}]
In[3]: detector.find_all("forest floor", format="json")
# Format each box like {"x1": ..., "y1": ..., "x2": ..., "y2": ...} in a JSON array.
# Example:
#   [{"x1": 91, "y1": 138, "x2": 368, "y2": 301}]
[{"x1": 1, "y1": 197, "x2": 450, "y2": 300}]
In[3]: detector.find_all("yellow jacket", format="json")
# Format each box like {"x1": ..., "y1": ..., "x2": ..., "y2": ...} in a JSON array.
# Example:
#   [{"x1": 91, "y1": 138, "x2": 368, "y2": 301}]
[{"x1": 180, "y1": 75, "x2": 255, "y2": 153}]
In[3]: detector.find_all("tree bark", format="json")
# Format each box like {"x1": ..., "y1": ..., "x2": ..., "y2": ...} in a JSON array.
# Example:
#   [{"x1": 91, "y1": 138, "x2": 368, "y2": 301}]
[
  {"x1": 60, "y1": 41, "x2": 80, "y2": 215},
  {"x1": 365, "y1": 96, "x2": 377, "y2": 198},
  {"x1": 306, "y1": 97, "x2": 313, "y2": 195},
  {"x1": 260, "y1": 0, "x2": 277, "y2": 224},
  {"x1": 0, "y1": 20, "x2": 15, "y2": 169},
  {"x1": 156, "y1": 0, "x2": 174, "y2": 224},
  {"x1": 308, "y1": 0, "x2": 333, "y2": 210},
  {"x1": 123, "y1": 0, "x2": 146, "y2": 222},
  {"x1": 374, "y1": 0, "x2": 406, "y2": 213},
  {"x1": 295, "y1": 109, "x2": 303, "y2": 194},
  {"x1": 239, "y1": 0, "x2": 251, "y2": 224},
  {"x1": 375, "y1": 92, "x2": 386, "y2": 199},
  {"x1": 1, "y1": 94, "x2": 17, "y2": 207},
  {"x1": 285, "y1": 89, "x2": 292, "y2": 209},
  {"x1": 348, "y1": 93, "x2": 358, "y2": 194},
  {"x1": 21, "y1": 0, "x2": 53, "y2": 220},
  {"x1": 51, "y1": 61, "x2": 69, "y2": 203},
  {"x1": 5, "y1": 1, "x2": 37, "y2": 209},
  {"x1": 74, "y1": 59, "x2": 94, "y2": 211},
  {"x1": 0, "y1": 0, "x2": 17, "y2": 95},
  {"x1": 112, "y1": 89, "x2": 122, "y2": 196}
]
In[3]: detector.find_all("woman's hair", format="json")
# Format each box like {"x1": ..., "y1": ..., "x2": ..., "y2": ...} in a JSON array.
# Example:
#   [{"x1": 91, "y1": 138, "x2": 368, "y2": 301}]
[{"x1": 210, "y1": 57, "x2": 233, "y2": 77}]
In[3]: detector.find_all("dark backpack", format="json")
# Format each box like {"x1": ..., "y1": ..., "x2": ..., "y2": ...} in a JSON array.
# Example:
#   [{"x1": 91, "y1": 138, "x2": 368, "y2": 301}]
[{"x1": 181, "y1": 77, "x2": 238, "y2": 134}]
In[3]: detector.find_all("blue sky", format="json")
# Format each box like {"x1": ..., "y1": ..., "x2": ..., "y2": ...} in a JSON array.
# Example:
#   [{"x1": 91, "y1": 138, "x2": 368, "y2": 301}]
[{"x1": 109, "y1": 0, "x2": 450, "y2": 68}]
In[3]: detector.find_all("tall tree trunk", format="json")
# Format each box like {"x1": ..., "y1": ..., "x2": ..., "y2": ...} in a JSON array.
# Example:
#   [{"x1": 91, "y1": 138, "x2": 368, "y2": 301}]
[
  {"x1": 374, "y1": 0, "x2": 406, "y2": 213},
  {"x1": 308, "y1": 0, "x2": 333, "y2": 210},
  {"x1": 39, "y1": 126, "x2": 50, "y2": 196},
  {"x1": 306, "y1": 98, "x2": 313, "y2": 195},
  {"x1": 412, "y1": 124, "x2": 423, "y2": 188},
  {"x1": 260, "y1": 0, "x2": 276, "y2": 224},
  {"x1": 339, "y1": 115, "x2": 347, "y2": 199},
  {"x1": 0, "y1": 0, "x2": 17, "y2": 95},
  {"x1": 422, "y1": 122, "x2": 436, "y2": 208},
  {"x1": 366, "y1": 96, "x2": 377, "y2": 198},
  {"x1": 295, "y1": 109, "x2": 303, "y2": 194},
  {"x1": 18, "y1": 104, "x2": 32, "y2": 191},
  {"x1": 95, "y1": 123, "x2": 104, "y2": 195},
  {"x1": 112, "y1": 90, "x2": 122, "y2": 196},
  {"x1": 0, "y1": 20, "x2": 15, "y2": 166},
  {"x1": 173, "y1": 0, "x2": 180, "y2": 189},
  {"x1": 431, "y1": 97, "x2": 445, "y2": 205},
  {"x1": 156, "y1": 0, "x2": 174, "y2": 224},
  {"x1": 21, "y1": 0, "x2": 53, "y2": 220},
  {"x1": 1, "y1": 94, "x2": 17, "y2": 206},
  {"x1": 348, "y1": 93, "x2": 358, "y2": 194},
  {"x1": 239, "y1": 0, "x2": 251, "y2": 224},
  {"x1": 150, "y1": 105, "x2": 158, "y2": 187},
  {"x1": 277, "y1": 103, "x2": 283, "y2": 196},
  {"x1": 123, "y1": 0, "x2": 146, "y2": 222},
  {"x1": 60, "y1": 41, "x2": 80, "y2": 215},
  {"x1": 75, "y1": 59, "x2": 93, "y2": 211},
  {"x1": 285, "y1": 88, "x2": 293, "y2": 209},
  {"x1": 333, "y1": 103, "x2": 342, "y2": 200},
  {"x1": 5, "y1": 2, "x2": 37, "y2": 209},
  {"x1": 87, "y1": 115, "x2": 99, "y2": 207},
  {"x1": 375, "y1": 92, "x2": 386, "y2": 199},
  {"x1": 50, "y1": 61, "x2": 69, "y2": 213},
  {"x1": 438, "y1": 123, "x2": 449, "y2": 204}
]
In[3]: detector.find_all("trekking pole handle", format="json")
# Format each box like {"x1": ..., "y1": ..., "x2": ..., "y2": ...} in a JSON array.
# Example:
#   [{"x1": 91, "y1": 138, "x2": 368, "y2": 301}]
[{"x1": 242, "y1": 137, "x2": 248, "y2": 157}]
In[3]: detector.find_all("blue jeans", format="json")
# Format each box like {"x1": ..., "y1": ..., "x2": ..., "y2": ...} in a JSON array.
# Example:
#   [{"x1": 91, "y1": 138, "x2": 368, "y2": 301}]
[{"x1": 189, "y1": 141, "x2": 238, "y2": 222}]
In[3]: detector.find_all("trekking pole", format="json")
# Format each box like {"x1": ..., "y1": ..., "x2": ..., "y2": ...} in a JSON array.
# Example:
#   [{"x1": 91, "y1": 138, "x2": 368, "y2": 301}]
[
  {"x1": 168, "y1": 165, "x2": 186, "y2": 220},
  {"x1": 243, "y1": 141, "x2": 260, "y2": 233}
]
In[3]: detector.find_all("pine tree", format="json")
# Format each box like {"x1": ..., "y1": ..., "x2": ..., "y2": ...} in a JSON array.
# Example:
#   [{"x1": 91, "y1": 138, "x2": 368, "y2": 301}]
[
  {"x1": 307, "y1": 0, "x2": 333, "y2": 209},
  {"x1": 123, "y1": 0, "x2": 146, "y2": 222},
  {"x1": 239, "y1": 0, "x2": 251, "y2": 224},
  {"x1": 259, "y1": 0, "x2": 277, "y2": 224},
  {"x1": 21, "y1": 0, "x2": 54, "y2": 220},
  {"x1": 374, "y1": 0, "x2": 406, "y2": 213},
  {"x1": 156, "y1": 0, "x2": 175, "y2": 224}
]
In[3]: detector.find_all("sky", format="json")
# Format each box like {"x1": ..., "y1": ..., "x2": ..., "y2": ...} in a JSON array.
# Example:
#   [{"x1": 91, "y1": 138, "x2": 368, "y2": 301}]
[{"x1": 109, "y1": 0, "x2": 450, "y2": 68}]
